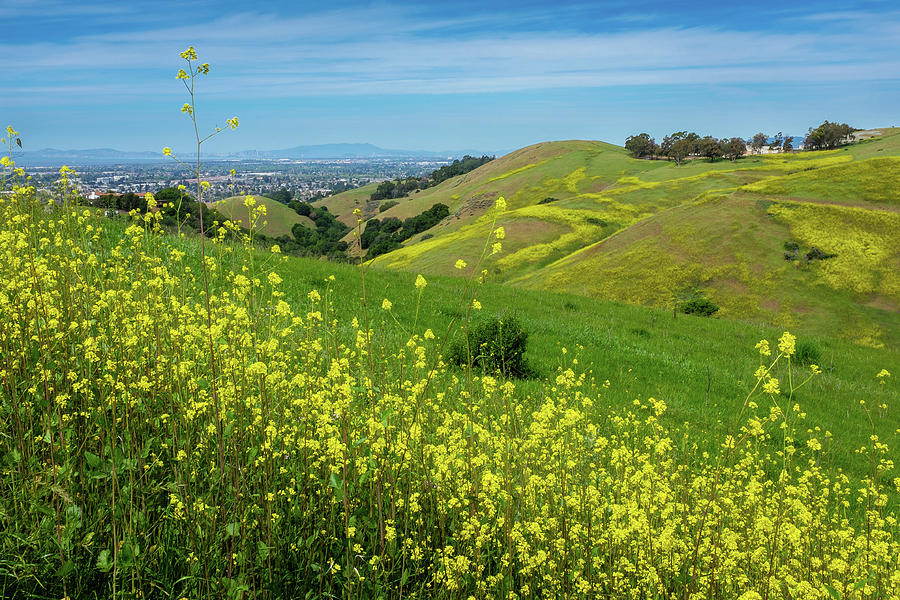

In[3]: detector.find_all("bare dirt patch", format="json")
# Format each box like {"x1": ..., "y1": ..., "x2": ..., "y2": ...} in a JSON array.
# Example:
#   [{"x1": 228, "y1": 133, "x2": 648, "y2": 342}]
[
  {"x1": 866, "y1": 296, "x2": 899, "y2": 312},
  {"x1": 454, "y1": 192, "x2": 497, "y2": 220}
]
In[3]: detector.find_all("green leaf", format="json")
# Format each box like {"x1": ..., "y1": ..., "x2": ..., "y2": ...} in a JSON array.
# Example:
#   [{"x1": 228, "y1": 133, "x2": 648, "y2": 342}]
[
  {"x1": 55, "y1": 559, "x2": 75, "y2": 578},
  {"x1": 141, "y1": 439, "x2": 154, "y2": 459},
  {"x1": 119, "y1": 541, "x2": 139, "y2": 568},
  {"x1": 96, "y1": 549, "x2": 113, "y2": 572},
  {"x1": 225, "y1": 522, "x2": 240, "y2": 537},
  {"x1": 65, "y1": 504, "x2": 83, "y2": 526},
  {"x1": 329, "y1": 472, "x2": 344, "y2": 500},
  {"x1": 853, "y1": 578, "x2": 870, "y2": 592},
  {"x1": 85, "y1": 451, "x2": 100, "y2": 469}
]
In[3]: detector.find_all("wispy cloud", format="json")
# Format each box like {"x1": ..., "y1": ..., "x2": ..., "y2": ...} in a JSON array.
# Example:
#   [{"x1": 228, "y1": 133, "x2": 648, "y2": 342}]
[
  {"x1": 3, "y1": 1, "x2": 898, "y2": 149},
  {"x1": 3, "y1": 6, "x2": 898, "y2": 105}
]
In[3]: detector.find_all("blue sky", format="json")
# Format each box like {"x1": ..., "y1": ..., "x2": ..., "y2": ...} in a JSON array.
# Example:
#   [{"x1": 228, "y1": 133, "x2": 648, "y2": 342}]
[{"x1": 2, "y1": 0, "x2": 898, "y2": 154}]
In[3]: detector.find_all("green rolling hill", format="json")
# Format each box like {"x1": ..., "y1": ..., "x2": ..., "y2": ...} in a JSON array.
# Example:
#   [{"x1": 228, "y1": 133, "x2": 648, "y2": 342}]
[
  {"x1": 316, "y1": 129, "x2": 900, "y2": 347},
  {"x1": 216, "y1": 194, "x2": 314, "y2": 237}
]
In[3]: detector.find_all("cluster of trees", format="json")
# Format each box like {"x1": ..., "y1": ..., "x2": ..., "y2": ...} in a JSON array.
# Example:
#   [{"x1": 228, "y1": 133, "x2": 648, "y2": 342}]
[
  {"x1": 151, "y1": 187, "x2": 231, "y2": 235},
  {"x1": 804, "y1": 121, "x2": 858, "y2": 150},
  {"x1": 370, "y1": 177, "x2": 422, "y2": 202},
  {"x1": 370, "y1": 155, "x2": 494, "y2": 202},
  {"x1": 428, "y1": 155, "x2": 495, "y2": 185},
  {"x1": 85, "y1": 186, "x2": 353, "y2": 260},
  {"x1": 289, "y1": 199, "x2": 312, "y2": 216},
  {"x1": 626, "y1": 121, "x2": 858, "y2": 164},
  {"x1": 625, "y1": 132, "x2": 748, "y2": 164},
  {"x1": 283, "y1": 204, "x2": 351, "y2": 259},
  {"x1": 272, "y1": 183, "x2": 358, "y2": 206},
  {"x1": 85, "y1": 191, "x2": 151, "y2": 212},
  {"x1": 749, "y1": 132, "x2": 794, "y2": 153},
  {"x1": 88, "y1": 187, "x2": 230, "y2": 238},
  {"x1": 269, "y1": 188, "x2": 293, "y2": 204},
  {"x1": 361, "y1": 203, "x2": 450, "y2": 259}
]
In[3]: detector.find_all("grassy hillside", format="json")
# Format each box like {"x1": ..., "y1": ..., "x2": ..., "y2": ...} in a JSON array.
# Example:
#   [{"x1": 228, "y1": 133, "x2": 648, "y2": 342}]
[
  {"x1": 317, "y1": 130, "x2": 900, "y2": 348},
  {"x1": 216, "y1": 194, "x2": 314, "y2": 237},
  {"x1": 312, "y1": 182, "x2": 380, "y2": 227},
  {"x1": 1, "y1": 190, "x2": 897, "y2": 598},
  {"x1": 743, "y1": 156, "x2": 900, "y2": 206}
]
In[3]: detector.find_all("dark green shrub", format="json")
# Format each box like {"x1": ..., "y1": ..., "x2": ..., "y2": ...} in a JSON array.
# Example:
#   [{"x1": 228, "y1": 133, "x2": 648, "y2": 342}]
[
  {"x1": 793, "y1": 340, "x2": 822, "y2": 365},
  {"x1": 447, "y1": 314, "x2": 531, "y2": 378},
  {"x1": 365, "y1": 203, "x2": 449, "y2": 259},
  {"x1": 680, "y1": 298, "x2": 719, "y2": 317},
  {"x1": 806, "y1": 246, "x2": 837, "y2": 261},
  {"x1": 538, "y1": 197, "x2": 558, "y2": 204},
  {"x1": 380, "y1": 217, "x2": 402, "y2": 233},
  {"x1": 379, "y1": 200, "x2": 399, "y2": 213}
]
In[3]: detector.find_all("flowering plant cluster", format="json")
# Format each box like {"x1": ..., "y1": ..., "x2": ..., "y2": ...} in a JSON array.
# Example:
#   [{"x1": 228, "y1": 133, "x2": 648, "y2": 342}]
[{"x1": 0, "y1": 144, "x2": 897, "y2": 599}]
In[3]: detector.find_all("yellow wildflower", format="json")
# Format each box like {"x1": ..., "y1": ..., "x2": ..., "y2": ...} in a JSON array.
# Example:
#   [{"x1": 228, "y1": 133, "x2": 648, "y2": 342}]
[{"x1": 778, "y1": 331, "x2": 796, "y2": 356}]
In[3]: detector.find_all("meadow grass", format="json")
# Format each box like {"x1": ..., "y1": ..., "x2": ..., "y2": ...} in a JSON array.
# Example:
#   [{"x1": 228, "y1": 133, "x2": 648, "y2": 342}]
[
  {"x1": 767, "y1": 201, "x2": 900, "y2": 299},
  {"x1": 0, "y1": 179, "x2": 898, "y2": 598},
  {"x1": 744, "y1": 157, "x2": 900, "y2": 207},
  {"x1": 514, "y1": 192, "x2": 900, "y2": 348}
]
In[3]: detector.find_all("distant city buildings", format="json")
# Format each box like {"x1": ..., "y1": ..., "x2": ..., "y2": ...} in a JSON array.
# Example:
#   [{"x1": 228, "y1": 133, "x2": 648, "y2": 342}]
[{"x1": 24, "y1": 158, "x2": 450, "y2": 203}]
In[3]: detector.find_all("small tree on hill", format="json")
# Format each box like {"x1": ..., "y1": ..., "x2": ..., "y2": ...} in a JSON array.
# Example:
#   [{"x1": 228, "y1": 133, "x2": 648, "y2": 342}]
[
  {"x1": 721, "y1": 137, "x2": 747, "y2": 162},
  {"x1": 670, "y1": 138, "x2": 694, "y2": 166},
  {"x1": 804, "y1": 121, "x2": 858, "y2": 150},
  {"x1": 663, "y1": 131, "x2": 697, "y2": 166},
  {"x1": 782, "y1": 136, "x2": 794, "y2": 152},
  {"x1": 771, "y1": 132, "x2": 784, "y2": 152},
  {"x1": 698, "y1": 136, "x2": 722, "y2": 161},
  {"x1": 625, "y1": 133, "x2": 657, "y2": 158},
  {"x1": 750, "y1": 132, "x2": 768, "y2": 154}
]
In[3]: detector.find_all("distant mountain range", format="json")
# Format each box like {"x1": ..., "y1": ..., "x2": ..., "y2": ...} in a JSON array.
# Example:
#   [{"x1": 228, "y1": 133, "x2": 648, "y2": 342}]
[
  {"x1": 16, "y1": 143, "x2": 496, "y2": 165},
  {"x1": 19, "y1": 148, "x2": 164, "y2": 163},
  {"x1": 233, "y1": 143, "x2": 490, "y2": 160}
]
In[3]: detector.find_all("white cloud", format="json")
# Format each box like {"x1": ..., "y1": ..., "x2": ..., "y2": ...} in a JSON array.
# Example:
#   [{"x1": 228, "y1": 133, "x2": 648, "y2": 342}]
[{"x1": 2, "y1": 6, "x2": 899, "y2": 104}]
